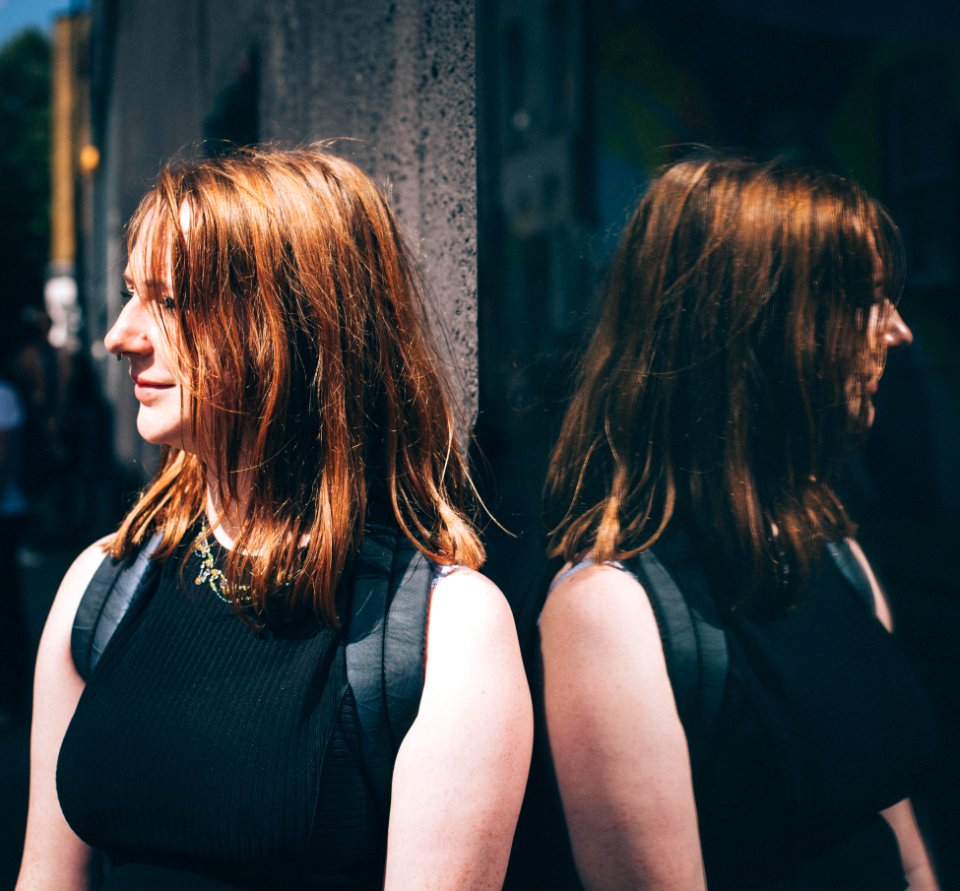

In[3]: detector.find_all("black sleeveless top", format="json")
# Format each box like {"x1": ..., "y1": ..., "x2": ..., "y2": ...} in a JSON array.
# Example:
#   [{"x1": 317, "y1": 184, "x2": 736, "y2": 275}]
[
  {"x1": 692, "y1": 548, "x2": 935, "y2": 890},
  {"x1": 57, "y1": 538, "x2": 386, "y2": 890},
  {"x1": 509, "y1": 536, "x2": 936, "y2": 891}
]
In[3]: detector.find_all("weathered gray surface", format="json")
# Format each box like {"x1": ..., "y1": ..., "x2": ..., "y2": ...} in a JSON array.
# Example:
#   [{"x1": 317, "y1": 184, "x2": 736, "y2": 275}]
[
  {"x1": 261, "y1": 0, "x2": 479, "y2": 421},
  {"x1": 89, "y1": 0, "x2": 478, "y2": 467}
]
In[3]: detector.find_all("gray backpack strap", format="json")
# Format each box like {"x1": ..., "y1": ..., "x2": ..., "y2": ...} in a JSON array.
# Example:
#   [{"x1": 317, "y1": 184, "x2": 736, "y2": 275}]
[
  {"x1": 345, "y1": 523, "x2": 433, "y2": 813},
  {"x1": 71, "y1": 533, "x2": 163, "y2": 681},
  {"x1": 826, "y1": 539, "x2": 876, "y2": 614},
  {"x1": 624, "y1": 532, "x2": 728, "y2": 777}
]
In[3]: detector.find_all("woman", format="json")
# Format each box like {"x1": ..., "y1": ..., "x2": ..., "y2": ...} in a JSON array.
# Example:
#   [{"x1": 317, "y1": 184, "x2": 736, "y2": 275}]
[
  {"x1": 18, "y1": 145, "x2": 532, "y2": 890},
  {"x1": 536, "y1": 155, "x2": 938, "y2": 890}
]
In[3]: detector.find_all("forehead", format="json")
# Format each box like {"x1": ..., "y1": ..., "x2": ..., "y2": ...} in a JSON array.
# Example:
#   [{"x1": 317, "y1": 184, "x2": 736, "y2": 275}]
[{"x1": 125, "y1": 202, "x2": 190, "y2": 284}]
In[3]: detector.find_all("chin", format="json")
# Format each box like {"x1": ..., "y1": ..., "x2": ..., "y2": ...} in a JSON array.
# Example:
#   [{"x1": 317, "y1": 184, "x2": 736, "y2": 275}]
[
  {"x1": 136, "y1": 422, "x2": 190, "y2": 451},
  {"x1": 847, "y1": 400, "x2": 876, "y2": 432},
  {"x1": 136, "y1": 402, "x2": 193, "y2": 450}
]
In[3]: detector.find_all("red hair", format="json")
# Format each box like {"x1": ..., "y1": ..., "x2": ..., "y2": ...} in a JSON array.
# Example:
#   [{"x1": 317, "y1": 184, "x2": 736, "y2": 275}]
[
  {"x1": 547, "y1": 154, "x2": 903, "y2": 610},
  {"x1": 110, "y1": 145, "x2": 483, "y2": 625}
]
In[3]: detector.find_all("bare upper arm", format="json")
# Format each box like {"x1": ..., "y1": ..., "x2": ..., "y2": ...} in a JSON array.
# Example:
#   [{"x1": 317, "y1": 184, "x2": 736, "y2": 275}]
[
  {"x1": 384, "y1": 569, "x2": 532, "y2": 891},
  {"x1": 842, "y1": 542, "x2": 940, "y2": 889},
  {"x1": 17, "y1": 537, "x2": 110, "y2": 891},
  {"x1": 882, "y1": 799, "x2": 939, "y2": 891},
  {"x1": 539, "y1": 563, "x2": 706, "y2": 891}
]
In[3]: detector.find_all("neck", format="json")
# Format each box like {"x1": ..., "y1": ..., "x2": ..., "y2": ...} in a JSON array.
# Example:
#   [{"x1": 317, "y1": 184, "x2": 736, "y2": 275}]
[
  {"x1": 204, "y1": 466, "x2": 251, "y2": 550},
  {"x1": 203, "y1": 463, "x2": 310, "y2": 552}
]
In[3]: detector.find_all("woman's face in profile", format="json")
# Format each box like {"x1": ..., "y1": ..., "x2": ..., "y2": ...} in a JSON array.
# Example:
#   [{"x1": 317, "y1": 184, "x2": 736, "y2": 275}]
[
  {"x1": 852, "y1": 299, "x2": 913, "y2": 427},
  {"x1": 104, "y1": 212, "x2": 196, "y2": 454}
]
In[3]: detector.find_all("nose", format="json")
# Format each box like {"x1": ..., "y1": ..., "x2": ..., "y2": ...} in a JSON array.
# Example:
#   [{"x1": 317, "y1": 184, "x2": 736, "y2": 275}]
[
  {"x1": 104, "y1": 297, "x2": 152, "y2": 358},
  {"x1": 883, "y1": 306, "x2": 913, "y2": 349}
]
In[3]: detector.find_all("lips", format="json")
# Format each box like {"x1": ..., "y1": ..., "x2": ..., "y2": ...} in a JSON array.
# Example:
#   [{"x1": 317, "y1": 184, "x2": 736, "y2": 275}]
[{"x1": 133, "y1": 376, "x2": 175, "y2": 401}]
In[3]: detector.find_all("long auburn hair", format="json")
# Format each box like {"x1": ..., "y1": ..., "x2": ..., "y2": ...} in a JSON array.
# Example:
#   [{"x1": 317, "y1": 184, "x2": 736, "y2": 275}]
[
  {"x1": 110, "y1": 144, "x2": 484, "y2": 625},
  {"x1": 547, "y1": 153, "x2": 904, "y2": 611}
]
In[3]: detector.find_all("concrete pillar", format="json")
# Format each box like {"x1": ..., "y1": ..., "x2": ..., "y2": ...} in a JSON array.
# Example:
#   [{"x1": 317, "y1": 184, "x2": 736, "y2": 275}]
[{"x1": 261, "y1": 0, "x2": 479, "y2": 421}]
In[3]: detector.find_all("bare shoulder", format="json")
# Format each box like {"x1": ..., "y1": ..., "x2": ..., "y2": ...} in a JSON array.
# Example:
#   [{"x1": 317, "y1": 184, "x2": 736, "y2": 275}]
[
  {"x1": 45, "y1": 537, "x2": 112, "y2": 635},
  {"x1": 430, "y1": 566, "x2": 512, "y2": 613},
  {"x1": 539, "y1": 559, "x2": 673, "y2": 709},
  {"x1": 61, "y1": 537, "x2": 113, "y2": 596},
  {"x1": 35, "y1": 535, "x2": 112, "y2": 688},
  {"x1": 539, "y1": 561, "x2": 706, "y2": 888},
  {"x1": 385, "y1": 568, "x2": 531, "y2": 889},
  {"x1": 540, "y1": 561, "x2": 663, "y2": 659},
  {"x1": 545, "y1": 559, "x2": 646, "y2": 605},
  {"x1": 422, "y1": 568, "x2": 526, "y2": 700},
  {"x1": 426, "y1": 568, "x2": 519, "y2": 659},
  {"x1": 420, "y1": 567, "x2": 529, "y2": 714}
]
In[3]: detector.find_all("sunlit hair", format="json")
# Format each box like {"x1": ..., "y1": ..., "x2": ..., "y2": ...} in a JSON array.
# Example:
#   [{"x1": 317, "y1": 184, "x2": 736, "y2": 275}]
[
  {"x1": 546, "y1": 153, "x2": 904, "y2": 611},
  {"x1": 110, "y1": 144, "x2": 484, "y2": 625}
]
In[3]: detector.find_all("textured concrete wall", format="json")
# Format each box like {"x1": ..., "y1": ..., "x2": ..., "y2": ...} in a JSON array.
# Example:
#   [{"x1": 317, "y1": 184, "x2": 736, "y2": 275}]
[
  {"x1": 261, "y1": 0, "x2": 479, "y2": 420},
  {"x1": 89, "y1": 0, "x2": 478, "y2": 467}
]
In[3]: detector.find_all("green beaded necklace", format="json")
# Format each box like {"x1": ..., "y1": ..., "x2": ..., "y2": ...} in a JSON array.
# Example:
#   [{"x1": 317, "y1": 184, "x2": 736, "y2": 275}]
[{"x1": 193, "y1": 529, "x2": 251, "y2": 604}]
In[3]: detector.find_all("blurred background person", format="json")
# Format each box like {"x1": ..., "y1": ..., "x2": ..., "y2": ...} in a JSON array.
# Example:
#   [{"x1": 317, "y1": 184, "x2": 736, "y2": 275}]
[{"x1": 0, "y1": 351, "x2": 30, "y2": 728}]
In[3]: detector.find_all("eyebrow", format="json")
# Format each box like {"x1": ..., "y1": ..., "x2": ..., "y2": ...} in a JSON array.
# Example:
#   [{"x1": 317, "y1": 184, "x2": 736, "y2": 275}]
[{"x1": 122, "y1": 275, "x2": 172, "y2": 292}]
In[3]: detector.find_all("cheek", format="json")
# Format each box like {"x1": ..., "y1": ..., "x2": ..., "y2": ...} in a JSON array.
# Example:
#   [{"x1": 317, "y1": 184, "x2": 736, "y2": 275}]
[
  {"x1": 867, "y1": 303, "x2": 881, "y2": 342},
  {"x1": 844, "y1": 373, "x2": 875, "y2": 431},
  {"x1": 155, "y1": 326, "x2": 181, "y2": 373},
  {"x1": 173, "y1": 390, "x2": 198, "y2": 453}
]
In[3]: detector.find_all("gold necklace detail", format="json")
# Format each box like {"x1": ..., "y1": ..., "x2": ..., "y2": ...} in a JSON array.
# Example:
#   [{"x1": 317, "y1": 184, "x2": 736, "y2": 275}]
[{"x1": 193, "y1": 530, "x2": 251, "y2": 604}]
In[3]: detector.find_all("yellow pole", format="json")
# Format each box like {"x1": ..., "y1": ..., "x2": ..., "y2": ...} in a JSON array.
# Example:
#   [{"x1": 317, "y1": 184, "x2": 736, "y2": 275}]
[{"x1": 50, "y1": 14, "x2": 75, "y2": 267}]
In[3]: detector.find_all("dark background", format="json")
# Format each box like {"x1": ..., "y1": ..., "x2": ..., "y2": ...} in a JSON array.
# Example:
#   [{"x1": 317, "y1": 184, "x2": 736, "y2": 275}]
[{"x1": 474, "y1": 2, "x2": 960, "y2": 885}]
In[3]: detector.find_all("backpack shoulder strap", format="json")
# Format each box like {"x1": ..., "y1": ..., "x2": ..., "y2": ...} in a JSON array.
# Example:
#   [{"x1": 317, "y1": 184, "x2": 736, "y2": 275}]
[
  {"x1": 623, "y1": 531, "x2": 728, "y2": 777},
  {"x1": 346, "y1": 523, "x2": 433, "y2": 813},
  {"x1": 825, "y1": 539, "x2": 876, "y2": 615},
  {"x1": 71, "y1": 524, "x2": 431, "y2": 810},
  {"x1": 71, "y1": 533, "x2": 163, "y2": 681}
]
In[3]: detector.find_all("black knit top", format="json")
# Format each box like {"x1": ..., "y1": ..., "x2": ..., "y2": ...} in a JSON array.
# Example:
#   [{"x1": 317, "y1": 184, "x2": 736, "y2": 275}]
[
  {"x1": 508, "y1": 536, "x2": 936, "y2": 891},
  {"x1": 693, "y1": 550, "x2": 936, "y2": 890},
  {"x1": 57, "y1": 537, "x2": 386, "y2": 890}
]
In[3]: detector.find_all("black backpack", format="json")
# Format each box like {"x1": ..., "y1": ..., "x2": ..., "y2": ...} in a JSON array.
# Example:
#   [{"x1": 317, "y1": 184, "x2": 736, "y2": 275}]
[{"x1": 70, "y1": 523, "x2": 434, "y2": 814}]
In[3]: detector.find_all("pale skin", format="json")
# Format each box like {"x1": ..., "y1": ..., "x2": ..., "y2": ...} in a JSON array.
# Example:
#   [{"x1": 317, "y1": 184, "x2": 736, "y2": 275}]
[
  {"x1": 540, "y1": 543, "x2": 938, "y2": 891},
  {"x1": 17, "y1": 538, "x2": 103, "y2": 890},
  {"x1": 17, "y1": 248, "x2": 533, "y2": 888},
  {"x1": 540, "y1": 563, "x2": 707, "y2": 891}
]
